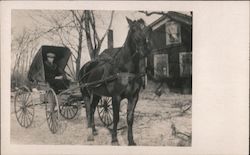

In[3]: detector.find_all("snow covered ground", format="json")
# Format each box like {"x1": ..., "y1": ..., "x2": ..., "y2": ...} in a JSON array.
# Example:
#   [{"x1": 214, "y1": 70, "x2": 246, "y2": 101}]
[{"x1": 10, "y1": 80, "x2": 192, "y2": 146}]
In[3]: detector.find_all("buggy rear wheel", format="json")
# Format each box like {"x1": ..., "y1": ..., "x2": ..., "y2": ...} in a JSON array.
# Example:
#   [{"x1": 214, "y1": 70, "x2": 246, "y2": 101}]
[
  {"x1": 45, "y1": 89, "x2": 59, "y2": 134},
  {"x1": 97, "y1": 97, "x2": 113, "y2": 127},
  {"x1": 14, "y1": 86, "x2": 34, "y2": 128}
]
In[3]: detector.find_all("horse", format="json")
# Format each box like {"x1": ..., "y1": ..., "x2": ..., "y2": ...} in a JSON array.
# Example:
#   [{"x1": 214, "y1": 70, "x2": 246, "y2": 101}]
[{"x1": 78, "y1": 17, "x2": 152, "y2": 145}]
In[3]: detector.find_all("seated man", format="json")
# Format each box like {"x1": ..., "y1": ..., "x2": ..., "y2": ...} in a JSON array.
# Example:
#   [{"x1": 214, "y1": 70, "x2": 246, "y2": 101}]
[{"x1": 44, "y1": 52, "x2": 70, "y2": 94}]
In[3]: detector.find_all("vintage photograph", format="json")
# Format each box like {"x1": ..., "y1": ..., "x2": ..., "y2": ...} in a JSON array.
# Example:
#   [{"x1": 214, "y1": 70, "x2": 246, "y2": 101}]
[{"x1": 11, "y1": 10, "x2": 192, "y2": 146}]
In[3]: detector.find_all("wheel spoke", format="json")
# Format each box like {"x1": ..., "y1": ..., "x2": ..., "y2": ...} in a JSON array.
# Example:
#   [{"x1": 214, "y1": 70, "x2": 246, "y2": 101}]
[
  {"x1": 26, "y1": 112, "x2": 32, "y2": 123},
  {"x1": 27, "y1": 115, "x2": 32, "y2": 126},
  {"x1": 22, "y1": 93, "x2": 28, "y2": 103},
  {"x1": 106, "y1": 112, "x2": 110, "y2": 125},
  {"x1": 16, "y1": 102, "x2": 23, "y2": 108},
  {"x1": 108, "y1": 110, "x2": 113, "y2": 121},
  {"x1": 108, "y1": 112, "x2": 112, "y2": 125},
  {"x1": 47, "y1": 112, "x2": 52, "y2": 122},
  {"x1": 22, "y1": 114, "x2": 26, "y2": 127},
  {"x1": 21, "y1": 112, "x2": 25, "y2": 126},
  {"x1": 25, "y1": 100, "x2": 33, "y2": 107},
  {"x1": 108, "y1": 108, "x2": 113, "y2": 116},
  {"x1": 68, "y1": 108, "x2": 72, "y2": 117},
  {"x1": 99, "y1": 108, "x2": 105, "y2": 116},
  {"x1": 26, "y1": 105, "x2": 34, "y2": 112},
  {"x1": 20, "y1": 94, "x2": 26, "y2": 102},
  {"x1": 24, "y1": 115, "x2": 29, "y2": 127},
  {"x1": 107, "y1": 112, "x2": 111, "y2": 125},
  {"x1": 101, "y1": 109, "x2": 106, "y2": 121},
  {"x1": 66, "y1": 108, "x2": 69, "y2": 117},
  {"x1": 107, "y1": 98, "x2": 112, "y2": 103},
  {"x1": 68, "y1": 108, "x2": 73, "y2": 117},
  {"x1": 103, "y1": 112, "x2": 107, "y2": 124},
  {"x1": 26, "y1": 108, "x2": 34, "y2": 117},
  {"x1": 15, "y1": 108, "x2": 22, "y2": 114},
  {"x1": 17, "y1": 110, "x2": 24, "y2": 121},
  {"x1": 25, "y1": 93, "x2": 31, "y2": 104},
  {"x1": 105, "y1": 112, "x2": 109, "y2": 125}
]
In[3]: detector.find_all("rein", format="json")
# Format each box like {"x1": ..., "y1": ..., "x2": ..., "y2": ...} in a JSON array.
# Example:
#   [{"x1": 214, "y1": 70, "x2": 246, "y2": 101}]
[{"x1": 78, "y1": 47, "x2": 146, "y2": 85}]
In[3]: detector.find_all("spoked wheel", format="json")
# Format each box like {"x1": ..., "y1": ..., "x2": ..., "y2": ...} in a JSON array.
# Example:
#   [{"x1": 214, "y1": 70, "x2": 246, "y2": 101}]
[
  {"x1": 45, "y1": 89, "x2": 59, "y2": 134},
  {"x1": 59, "y1": 100, "x2": 79, "y2": 120},
  {"x1": 14, "y1": 86, "x2": 34, "y2": 128},
  {"x1": 97, "y1": 97, "x2": 113, "y2": 127}
]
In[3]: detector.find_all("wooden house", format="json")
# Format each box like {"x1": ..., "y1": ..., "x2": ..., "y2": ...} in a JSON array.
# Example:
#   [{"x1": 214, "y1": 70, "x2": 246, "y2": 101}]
[{"x1": 147, "y1": 12, "x2": 192, "y2": 93}]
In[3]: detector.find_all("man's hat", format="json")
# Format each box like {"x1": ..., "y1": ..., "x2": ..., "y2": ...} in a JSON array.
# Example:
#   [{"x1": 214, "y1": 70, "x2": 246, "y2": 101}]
[{"x1": 47, "y1": 52, "x2": 56, "y2": 58}]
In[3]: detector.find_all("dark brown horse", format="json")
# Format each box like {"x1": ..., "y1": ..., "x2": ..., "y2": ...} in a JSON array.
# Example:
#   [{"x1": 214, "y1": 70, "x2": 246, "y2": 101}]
[{"x1": 78, "y1": 17, "x2": 152, "y2": 145}]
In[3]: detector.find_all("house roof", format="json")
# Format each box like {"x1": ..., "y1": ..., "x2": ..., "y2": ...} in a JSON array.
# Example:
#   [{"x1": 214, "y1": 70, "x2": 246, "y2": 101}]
[{"x1": 148, "y1": 11, "x2": 192, "y2": 29}]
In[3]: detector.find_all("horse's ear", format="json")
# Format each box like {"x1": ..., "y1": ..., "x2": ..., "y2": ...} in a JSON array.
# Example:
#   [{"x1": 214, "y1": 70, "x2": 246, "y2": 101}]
[{"x1": 126, "y1": 17, "x2": 133, "y2": 26}]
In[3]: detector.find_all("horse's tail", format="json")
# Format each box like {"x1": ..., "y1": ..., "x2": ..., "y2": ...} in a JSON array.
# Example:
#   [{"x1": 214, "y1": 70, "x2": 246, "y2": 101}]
[
  {"x1": 78, "y1": 62, "x2": 89, "y2": 83},
  {"x1": 78, "y1": 60, "x2": 99, "y2": 97},
  {"x1": 78, "y1": 61, "x2": 91, "y2": 97}
]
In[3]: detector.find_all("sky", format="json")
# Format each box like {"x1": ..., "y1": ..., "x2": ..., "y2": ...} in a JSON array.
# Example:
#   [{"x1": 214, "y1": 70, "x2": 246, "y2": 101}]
[
  {"x1": 11, "y1": 10, "x2": 160, "y2": 49},
  {"x1": 11, "y1": 10, "x2": 162, "y2": 69}
]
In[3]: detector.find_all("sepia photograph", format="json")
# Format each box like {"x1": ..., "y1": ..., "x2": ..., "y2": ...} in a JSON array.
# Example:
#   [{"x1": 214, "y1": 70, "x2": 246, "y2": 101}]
[
  {"x1": 10, "y1": 9, "x2": 192, "y2": 146},
  {"x1": 1, "y1": 1, "x2": 249, "y2": 155}
]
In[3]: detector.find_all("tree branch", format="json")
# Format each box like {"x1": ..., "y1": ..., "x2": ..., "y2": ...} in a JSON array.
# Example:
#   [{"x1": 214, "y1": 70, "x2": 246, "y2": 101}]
[
  {"x1": 138, "y1": 11, "x2": 167, "y2": 16},
  {"x1": 99, "y1": 11, "x2": 114, "y2": 43}
]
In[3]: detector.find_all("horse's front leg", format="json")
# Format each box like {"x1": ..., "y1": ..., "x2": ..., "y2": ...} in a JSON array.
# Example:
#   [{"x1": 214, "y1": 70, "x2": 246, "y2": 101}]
[
  {"x1": 84, "y1": 93, "x2": 94, "y2": 141},
  {"x1": 111, "y1": 96, "x2": 121, "y2": 145},
  {"x1": 91, "y1": 95, "x2": 100, "y2": 136},
  {"x1": 127, "y1": 93, "x2": 139, "y2": 146}
]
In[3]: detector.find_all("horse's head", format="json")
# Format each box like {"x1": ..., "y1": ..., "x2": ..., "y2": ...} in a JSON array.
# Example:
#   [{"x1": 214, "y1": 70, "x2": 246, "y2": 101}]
[{"x1": 126, "y1": 17, "x2": 152, "y2": 58}]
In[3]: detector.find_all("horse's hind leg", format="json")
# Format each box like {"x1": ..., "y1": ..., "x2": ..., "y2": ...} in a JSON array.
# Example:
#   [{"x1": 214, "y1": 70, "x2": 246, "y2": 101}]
[
  {"x1": 91, "y1": 95, "x2": 100, "y2": 136},
  {"x1": 111, "y1": 96, "x2": 121, "y2": 145},
  {"x1": 127, "y1": 93, "x2": 139, "y2": 146}
]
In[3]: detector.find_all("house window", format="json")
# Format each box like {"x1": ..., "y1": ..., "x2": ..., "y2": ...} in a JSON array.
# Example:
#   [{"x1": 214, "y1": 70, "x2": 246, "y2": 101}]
[
  {"x1": 166, "y1": 22, "x2": 181, "y2": 45},
  {"x1": 154, "y1": 54, "x2": 169, "y2": 79},
  {"x1": 179, "y1": 52, "x2": 192, "y2": 77}
]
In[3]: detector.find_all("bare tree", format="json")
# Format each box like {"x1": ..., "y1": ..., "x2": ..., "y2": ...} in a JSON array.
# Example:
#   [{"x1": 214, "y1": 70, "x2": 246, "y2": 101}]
[
  {"x1": 29, "y1": 10, "x2": 114, "y2": 78},
  {"x1": 11, "y1": 28, "x2": 39, "y2": 88},
  {"x1": 84, "y1": 10, "x2": 114, "y2": 60}
]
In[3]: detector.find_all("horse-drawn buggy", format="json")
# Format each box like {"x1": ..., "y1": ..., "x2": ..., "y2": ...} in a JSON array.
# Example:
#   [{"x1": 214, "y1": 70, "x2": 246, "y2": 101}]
[
  {"x1": 14, "y1": 45, "x2": 114, "y2": 134},
  {"x1": 14, "y1": 17, "x2": 152, "y2": 145}
]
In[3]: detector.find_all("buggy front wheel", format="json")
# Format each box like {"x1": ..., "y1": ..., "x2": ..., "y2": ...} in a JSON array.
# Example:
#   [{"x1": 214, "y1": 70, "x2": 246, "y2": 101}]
[
  {"x1": 45, "y1": 89, "x2": 59, "y2": 134},
  {"x1": 59, "y1": 101, "x2": 78, "y2": 120},
  {"x1": 14, "y1": 86, "x2": 34, "y2": 128}
]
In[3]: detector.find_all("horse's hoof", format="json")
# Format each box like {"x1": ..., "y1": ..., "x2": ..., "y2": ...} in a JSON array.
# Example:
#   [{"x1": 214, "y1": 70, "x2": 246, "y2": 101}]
[
  {"x1": 111, "y1": 141, "x2": 120, "y2": 146},
  {"x1": 128, "y1": 141, "x2": 136, "y2": 146},
  {"x1": 87, "y1": 135, "x2": 94, "y2": 141}
]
